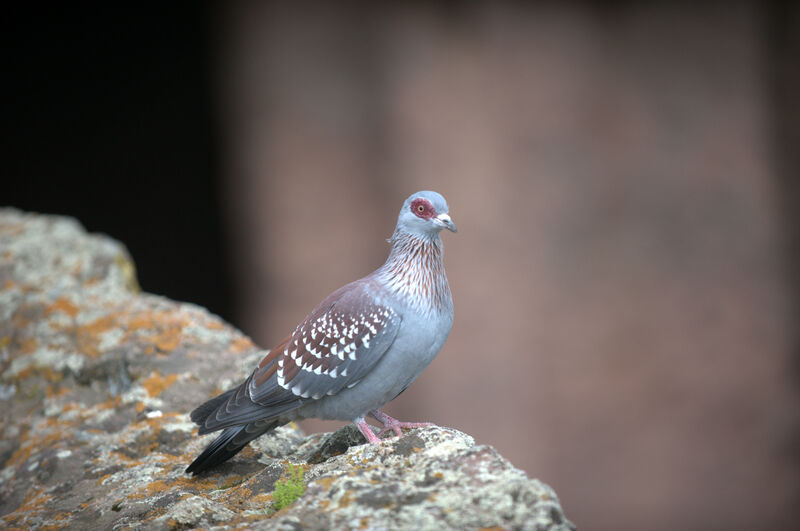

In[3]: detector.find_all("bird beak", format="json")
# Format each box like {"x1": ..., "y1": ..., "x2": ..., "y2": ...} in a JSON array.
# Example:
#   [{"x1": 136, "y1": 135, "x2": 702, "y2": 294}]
[{"x1": 435, "y1": 213, "x2": 458, "y2": 233}]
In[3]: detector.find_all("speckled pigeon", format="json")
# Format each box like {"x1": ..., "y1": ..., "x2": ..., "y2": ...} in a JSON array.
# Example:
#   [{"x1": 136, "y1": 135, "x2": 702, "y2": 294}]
[{"x1": 186, "y1": 191, "x2": 456, "y2": 474}]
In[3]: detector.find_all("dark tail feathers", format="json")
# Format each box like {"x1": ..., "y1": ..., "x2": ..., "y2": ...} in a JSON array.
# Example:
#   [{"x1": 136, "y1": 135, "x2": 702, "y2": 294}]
[
  {"x1": 185, "y1": 420, "x2": 280, "y2": 475},
  {"x1": 190, "y1": 388, "x2": 236, "y2": 427}
]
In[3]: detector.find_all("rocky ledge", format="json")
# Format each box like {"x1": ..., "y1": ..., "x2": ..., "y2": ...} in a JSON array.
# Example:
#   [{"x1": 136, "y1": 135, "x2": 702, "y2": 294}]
[{"x1": 0, "y1": 208, "x2": 574, "y2": 530}]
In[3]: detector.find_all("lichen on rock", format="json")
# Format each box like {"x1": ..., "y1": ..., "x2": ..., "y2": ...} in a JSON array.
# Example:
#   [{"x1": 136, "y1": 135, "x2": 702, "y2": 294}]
[{"x1": 0, "y1": 208, "x2": 574, "y2": 530}]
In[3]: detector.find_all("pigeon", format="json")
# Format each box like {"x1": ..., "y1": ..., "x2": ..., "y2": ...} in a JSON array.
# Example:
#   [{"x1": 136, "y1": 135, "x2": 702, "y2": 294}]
[{"x1": 186, "y1": 190, "x2": 456, "y2": 474}]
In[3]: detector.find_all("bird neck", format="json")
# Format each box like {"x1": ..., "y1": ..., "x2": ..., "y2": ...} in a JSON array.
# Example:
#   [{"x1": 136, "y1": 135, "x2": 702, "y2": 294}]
[{"x1": 377, "y1": 229, "x2": 451, "y2": 313}]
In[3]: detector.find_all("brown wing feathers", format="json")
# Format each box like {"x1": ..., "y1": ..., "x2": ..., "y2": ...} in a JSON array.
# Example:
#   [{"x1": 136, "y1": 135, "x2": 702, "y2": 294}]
[
  {"x1": 193, "y1": 283, "x2": 400, "y2": 432},
  {"x1": 253, "y1": 334, "x2": 290, "y2": 386}
]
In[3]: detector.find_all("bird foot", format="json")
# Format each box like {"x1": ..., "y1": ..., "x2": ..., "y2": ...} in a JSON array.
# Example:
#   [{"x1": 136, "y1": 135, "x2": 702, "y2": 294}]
[
  {"x1": 355, "y1": 419, "x2": 383, "y2": 444},
  {"x1": 370, "y1": 410, "x2": 432, "y2": 438}
]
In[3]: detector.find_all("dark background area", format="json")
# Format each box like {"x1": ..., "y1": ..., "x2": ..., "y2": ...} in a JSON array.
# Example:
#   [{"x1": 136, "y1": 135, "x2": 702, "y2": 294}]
[
  {"x1": 3, "y1": 3, "x2": 233, "y2": 322},
  {"x1": 4, "y1": 2, "x2": 800, "y2": 529}
]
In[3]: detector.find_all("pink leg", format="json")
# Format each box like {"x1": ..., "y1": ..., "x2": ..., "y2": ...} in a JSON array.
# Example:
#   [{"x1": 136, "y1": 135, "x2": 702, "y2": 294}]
[
  {"x1": 370, "y1": 410, "x2": 433, "y2": 438},
  {"x1": 355, "y1": 418, "x2": 382, "y2": 444}
]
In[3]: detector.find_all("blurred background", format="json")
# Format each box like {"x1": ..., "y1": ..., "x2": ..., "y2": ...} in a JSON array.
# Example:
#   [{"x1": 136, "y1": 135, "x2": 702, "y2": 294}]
[{"x1": 4, "y1": 1, "x2": 799, "y2": 529}]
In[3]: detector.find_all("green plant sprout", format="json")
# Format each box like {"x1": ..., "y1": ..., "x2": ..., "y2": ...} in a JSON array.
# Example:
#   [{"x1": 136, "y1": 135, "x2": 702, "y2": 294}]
[{"x1": 272, "y1": 463, "x2": 306, "y2": 511}]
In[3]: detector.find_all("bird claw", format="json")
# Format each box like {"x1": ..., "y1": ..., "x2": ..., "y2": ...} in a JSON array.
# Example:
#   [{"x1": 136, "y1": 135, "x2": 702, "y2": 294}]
[
  {"x1": 376, "y1": 425, "x2": 401, "y2": 438},
  {"x1": 370, "y1": 410, "x2": 432, "y2": 440},
  {"x1": 356, "y1": 411, "x2": 433, "y2": 444}
]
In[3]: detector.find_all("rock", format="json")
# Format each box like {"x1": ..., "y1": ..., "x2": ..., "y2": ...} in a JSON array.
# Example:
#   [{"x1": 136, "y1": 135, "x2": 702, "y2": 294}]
[{"x1": 0, "y1": 208, "x2": 574, "y2": 530}]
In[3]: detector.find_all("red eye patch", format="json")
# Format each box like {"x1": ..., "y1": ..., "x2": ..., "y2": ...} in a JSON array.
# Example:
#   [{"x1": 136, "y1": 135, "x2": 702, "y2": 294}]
[{"x1": 410, "y1": 198, "x2": 435, "y2": 219}]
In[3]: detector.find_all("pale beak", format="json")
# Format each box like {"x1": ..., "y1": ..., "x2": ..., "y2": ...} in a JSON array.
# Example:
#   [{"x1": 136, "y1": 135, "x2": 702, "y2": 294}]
[{"x1": 435, "y1": 213, "x2": 458, "y2": 233}]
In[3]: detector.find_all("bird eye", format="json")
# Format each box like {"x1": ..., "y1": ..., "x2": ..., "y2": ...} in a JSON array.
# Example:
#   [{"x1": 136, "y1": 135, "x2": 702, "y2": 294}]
[{"x1": 417, "y1": 205, "x2": 425, "y2": 213}]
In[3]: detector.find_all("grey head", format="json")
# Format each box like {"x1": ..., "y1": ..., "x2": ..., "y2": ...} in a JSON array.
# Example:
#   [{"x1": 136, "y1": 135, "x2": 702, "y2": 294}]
[{"x1": 395, "y1": 190, "x2": 458, "y2": 237}]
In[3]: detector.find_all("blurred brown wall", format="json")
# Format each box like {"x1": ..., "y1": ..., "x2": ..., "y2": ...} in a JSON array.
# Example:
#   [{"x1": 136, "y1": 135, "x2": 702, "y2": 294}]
[{"x1": 217, "y1": 2, "x2": 800, "y2": 529}]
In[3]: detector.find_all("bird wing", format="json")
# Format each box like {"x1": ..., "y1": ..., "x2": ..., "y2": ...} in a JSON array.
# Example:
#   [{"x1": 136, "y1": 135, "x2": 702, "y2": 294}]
[
  {"x1": 250, "y1": 280, "x2": 402, "y2": 403},
  {"x1": 195, "y1": 280, "x2": 401, "y2": 434}
]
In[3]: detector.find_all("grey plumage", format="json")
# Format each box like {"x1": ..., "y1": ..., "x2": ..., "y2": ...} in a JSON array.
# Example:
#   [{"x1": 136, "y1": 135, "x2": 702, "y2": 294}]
[{"x1": 186, "y1": 190, "x2": 456, "y2": 475}]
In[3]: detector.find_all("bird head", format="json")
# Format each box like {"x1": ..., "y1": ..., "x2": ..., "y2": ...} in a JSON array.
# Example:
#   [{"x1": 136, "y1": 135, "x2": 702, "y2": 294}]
[{"x1": 396, "y1": 190, "x2": 457, "y2": 237}]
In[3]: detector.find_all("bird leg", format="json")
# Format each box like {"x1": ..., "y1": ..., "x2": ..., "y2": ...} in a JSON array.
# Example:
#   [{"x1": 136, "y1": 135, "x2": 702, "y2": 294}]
[
  {"x1": 369, "y1": 410, "x2": 432, "y2": 438},
  {"x1": 355, "y1": 418, "x2": 383, "y2": 444}
]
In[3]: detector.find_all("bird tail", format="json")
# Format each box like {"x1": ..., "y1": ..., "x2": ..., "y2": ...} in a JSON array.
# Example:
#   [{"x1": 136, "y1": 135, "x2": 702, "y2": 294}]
[
  {"x1": 185, "y1": 420, "x2": 280, "y2": 475},
  {"x1": 189, "y1": 388, "x2": 236, "y2": 426}
]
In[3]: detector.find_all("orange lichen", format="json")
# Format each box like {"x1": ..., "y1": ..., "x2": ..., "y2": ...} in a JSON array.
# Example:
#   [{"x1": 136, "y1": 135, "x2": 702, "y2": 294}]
[
  {"x1": 6, "y1": 443, "x2": 34, "y2": 470},
  {"x1": 141, "y1": 371, "x2": 178, "y2": 398},
  {"x1": 33, "y1": 367, "x2": 65, "y2": 384},
  {"x1": 313, "y1": 476, "x2": 336, "y2": 491},
  {"x1": 5, "y1": 419, "x2": 67, "y2": 470},
  {"x1": 4, "y1": 487, "x2": 53, "y2": 524},
  {"x1": 222, "y1": 485, "x2": 261, "y2": 508},
  {"x1": 81, "y1": 314, "x2": 118, "y2": 336},
  {"x1": 337, "y1": 490, "x2": 355, "y2": 508},
  {"x1": 11, "y1": 312, "x2": 30, "y2": 329},
  {"x1": 45, "y1": 297, "x2": 79, "y2": 318},
  {"x1": 40, "y1": 512, "x2": 71, "y2": 531},
  {"x1": 123, "y1": 310, "x2": 189, "y2": 355},
  {"x1": 136, "y1": 479, "x2": 171, "y2": 498},
  {"x1": 73, "y1": 313, "x2": 120, "y2": 357},
  {"x1": 230, "y1": 336, "x2": 254, "y2": 353},
  {"x1": 45, "y1": 385, "x2": 71, "y2": 399},
  {"x1": 142, "y1": 506, "x2": 169, "y2": 521},
  {"x1": 239, "y1": 446, "x2": 257, "y2": 459},
  {"x1": 17, "y1": 337, "x2": 38, "y2": 354},
  {"x1": 106, "y1": 450, "x2": 141, "y2": 465},
  {"x1": 126, "y1": 311, "x2": 188, "y2": 332},
  {"x1": 129, "y1": 476, "x2": 216, "y2": 500},
  {"x1": 94, "y1": 396, "x2": 122, "y2": 413},
  {"x1": 153, "y1": 329, "x2": 181, "y2": 353},
  {"x1": 125, "y1": 313, "x2": 156, "y2": 331},
  {"x1": 205, "y1": 319, "x2": 224, "y2": 330},
  {"x1": 132, "y1": 436, "x2": 160, "y2": 458},
  {"x1": 143, "y1": 411, "x2": 182, "y2": 427}
]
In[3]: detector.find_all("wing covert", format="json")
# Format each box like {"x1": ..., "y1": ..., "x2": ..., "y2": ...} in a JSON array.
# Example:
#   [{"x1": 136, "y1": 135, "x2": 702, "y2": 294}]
[{"x1": 248, "y1": 286, "x2": 401, "y2": 405}]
